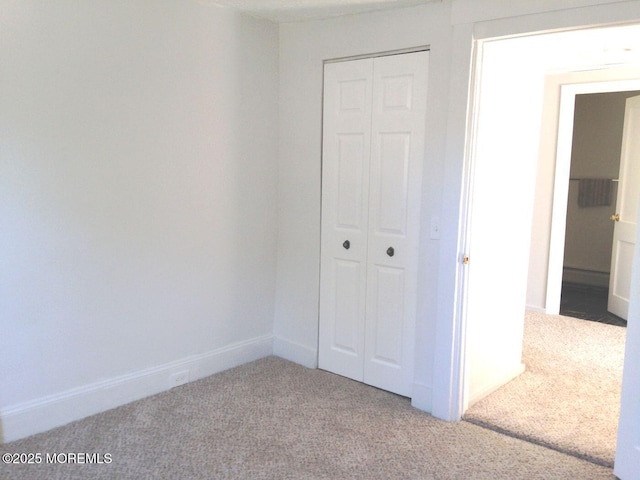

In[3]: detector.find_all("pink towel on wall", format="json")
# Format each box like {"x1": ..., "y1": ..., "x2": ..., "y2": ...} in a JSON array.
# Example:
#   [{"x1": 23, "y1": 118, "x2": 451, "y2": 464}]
[{"x1": 578, "y1": 178, "x2": 612, "y2": 207}]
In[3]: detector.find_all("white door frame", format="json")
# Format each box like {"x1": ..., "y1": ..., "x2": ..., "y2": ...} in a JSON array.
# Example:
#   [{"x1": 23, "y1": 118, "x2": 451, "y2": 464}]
[
  {"x1": 434, "y1": 22, "x2": 640, "y2": 422},
  {"x1": 546, "y1": 75, "x2": 640, "y2": 315}
]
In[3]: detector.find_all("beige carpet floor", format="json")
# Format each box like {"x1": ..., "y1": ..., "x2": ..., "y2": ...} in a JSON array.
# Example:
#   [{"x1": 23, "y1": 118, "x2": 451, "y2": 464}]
[
  {"x1": 464, "y1": 311, "x2": 626, "y2": 468},
  {"x1": 1, "y1": 356, "x2": 613, "y2": 479}
]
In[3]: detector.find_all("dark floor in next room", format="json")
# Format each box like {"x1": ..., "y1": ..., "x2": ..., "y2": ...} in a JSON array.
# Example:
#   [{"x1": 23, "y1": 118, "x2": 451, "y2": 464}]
[{"x1": 560, "y1": 282, "x2": 627, "y2": 327}]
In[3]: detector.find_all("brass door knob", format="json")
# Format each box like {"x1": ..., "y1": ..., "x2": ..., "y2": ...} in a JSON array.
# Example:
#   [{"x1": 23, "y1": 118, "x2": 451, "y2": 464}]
[{"x1": 610, "y1": 213, "x2": 620, "y2": 222}]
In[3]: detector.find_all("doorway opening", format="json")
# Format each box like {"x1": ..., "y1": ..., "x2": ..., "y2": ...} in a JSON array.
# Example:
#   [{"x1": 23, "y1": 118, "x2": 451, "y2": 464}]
[
  {"x1": 465, "y1": 87, "x2": 637, "y2": 467},
  {"x1": 459, "y1": 23, "x2": 640, "y2": 471},
  {"x1": 559, "y1": 90, "x2": 640, "y2": 327}
]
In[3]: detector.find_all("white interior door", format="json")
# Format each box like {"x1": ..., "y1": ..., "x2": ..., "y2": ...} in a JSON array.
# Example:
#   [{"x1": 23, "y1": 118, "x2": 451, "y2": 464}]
[
  {"x1": 319, "y1": 51, "x2": 428, "y2": 397},
  {"x1": 462, "y1": 49, "x2": 542, "y2": 407},
  {"x1": 608, "y1": 95, "x2": 640, "y2": 320},
  {"x1": 319, "y1": 58, "x2": 373, "y2": 381},
  {"x1": 614, "y1": 204, "x2": 640, "y2": 478},
  {"x1": 364, "y1": 52, "x2": 428, "y2": 396}
]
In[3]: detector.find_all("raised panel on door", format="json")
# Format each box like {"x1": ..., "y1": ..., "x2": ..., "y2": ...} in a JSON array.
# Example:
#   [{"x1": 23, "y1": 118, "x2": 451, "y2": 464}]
[
  {"x1": 610, "y1": 227, "x2": 635, "y2": 318},
  {"x1": 331, "y1": 259, "x2": 364, "y2": 355},
  {"x1": 375, "y1": 133, "x2": 411, "y2": 234},
  {"x1": 368, "y1": 265, "x2": 405, "y2": 363},
  {"x1": 364, "y1": 51, "x2": 429, "y2": 396},
  {"x1": 318, "y1": 58, "x2": 373, "y2": 381}
]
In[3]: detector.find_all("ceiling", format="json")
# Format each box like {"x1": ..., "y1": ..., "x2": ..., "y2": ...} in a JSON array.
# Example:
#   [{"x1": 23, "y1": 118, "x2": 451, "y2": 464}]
[
  {"x1": 205, "y1": 0, "x2": 640, "y2": 69},
  {"x1": 208, "y1": 0, "x2": 439, "y2": 23}
]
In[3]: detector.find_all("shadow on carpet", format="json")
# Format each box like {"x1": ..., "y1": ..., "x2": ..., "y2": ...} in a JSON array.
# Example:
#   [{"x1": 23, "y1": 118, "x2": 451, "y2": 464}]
[{"x1": 463, "y1": 311, "x2": 625, "y2": 468}]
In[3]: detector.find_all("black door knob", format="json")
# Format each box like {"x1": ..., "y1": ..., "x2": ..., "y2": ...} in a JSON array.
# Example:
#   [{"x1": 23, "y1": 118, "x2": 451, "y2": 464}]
[
  {"x1": 387, "y1": 247, "x2": 394, "y2": 257},
  {"x1": 343, "y1": 240, "x2": 350, "y2": 250}
]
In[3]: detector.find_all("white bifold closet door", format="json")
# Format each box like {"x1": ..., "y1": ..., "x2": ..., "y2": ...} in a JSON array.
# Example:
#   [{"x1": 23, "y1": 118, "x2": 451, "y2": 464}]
[{"x1": 318, "y1": 51, "x2": 429, "y2": 397}]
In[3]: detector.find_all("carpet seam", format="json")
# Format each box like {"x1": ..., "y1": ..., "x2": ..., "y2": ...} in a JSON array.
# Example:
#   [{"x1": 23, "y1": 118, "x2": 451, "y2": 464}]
[{"x1": 462, "y1": 418, "x2": 614, "y2": 469}]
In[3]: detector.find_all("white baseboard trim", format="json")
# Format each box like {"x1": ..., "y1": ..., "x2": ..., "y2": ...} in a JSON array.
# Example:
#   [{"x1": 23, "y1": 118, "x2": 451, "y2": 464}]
[
  {"x1": 563, "y1": 267, "x2": 609, "y2": 288},
  {"x1": 1, "y1": 334, "x2": 273, "y2": 443},
  {"x1": 525, "y1": 305, "x2": 547, "y2": 313},
  {"x1": 411, "y1": 382, "x2": 432, "y2": 412},
  {"x1": 467, "y1": 362, "x2": 526, "y2": 407},
  {"x1": 273, "y1": 336, "x2": 317, "y2": 369}
]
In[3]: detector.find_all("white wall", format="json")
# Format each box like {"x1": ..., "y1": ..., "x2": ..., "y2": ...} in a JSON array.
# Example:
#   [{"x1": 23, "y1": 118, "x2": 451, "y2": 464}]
[
  {"x1": 274, "y1": 3, "x2": 453, "y2": 408},
  {"x1": 0, "y1": 0, "x2": 279, "y2": 441}
]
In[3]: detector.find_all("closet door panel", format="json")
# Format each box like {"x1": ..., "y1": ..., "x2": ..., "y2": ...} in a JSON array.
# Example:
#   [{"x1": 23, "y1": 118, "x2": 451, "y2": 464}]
[
  {"x1": 319, "y1": 58, "x2": 374, "y2": 381},
  {"x1": 364, "y1": 51, "x2": 429, "y2": 397},
  {"x1": 319, "y1": 51, "x2": 429, "y2": 397}
]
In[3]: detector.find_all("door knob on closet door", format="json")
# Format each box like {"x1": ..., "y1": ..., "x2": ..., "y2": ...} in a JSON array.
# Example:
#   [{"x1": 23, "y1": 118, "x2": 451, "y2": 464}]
[
  {"x1": 610, "y1": 213, "x2": 620, "y2": 222},
  {"x1": 343, "y1": 240, "x2": 351, "y2": 250},
  {"x1": 386, "y1": 247, "x2": 394, "y2": 257}
]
